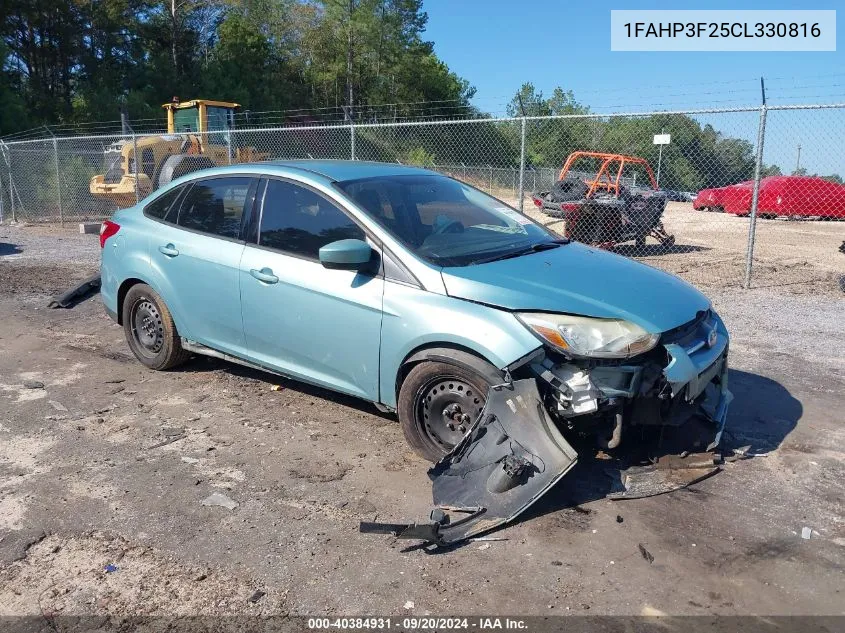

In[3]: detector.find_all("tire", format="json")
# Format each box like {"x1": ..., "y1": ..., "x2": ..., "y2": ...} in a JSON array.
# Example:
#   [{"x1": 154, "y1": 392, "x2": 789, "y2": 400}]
[
  {"x1": 397, "y1": 353, "x2": 501, "y2": 462},
  {"x1": 548, "y1": 178, "x2": 588, "y2": 203},
  {"x1": 122, "y1": 283, "x2": 189, "y2": 370}
]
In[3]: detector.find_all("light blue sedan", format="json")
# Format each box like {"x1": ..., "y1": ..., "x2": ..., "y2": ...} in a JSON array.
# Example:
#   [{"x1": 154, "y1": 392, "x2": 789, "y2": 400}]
[{"x1": 99, "y1": 161, "x2": 731, "y2": 476}]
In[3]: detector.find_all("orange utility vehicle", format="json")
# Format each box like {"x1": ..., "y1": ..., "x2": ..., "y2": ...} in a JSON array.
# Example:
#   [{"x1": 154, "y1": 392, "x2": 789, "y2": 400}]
[{"x1": 532, "y1": 151, "x2": 675, "y2": 249}]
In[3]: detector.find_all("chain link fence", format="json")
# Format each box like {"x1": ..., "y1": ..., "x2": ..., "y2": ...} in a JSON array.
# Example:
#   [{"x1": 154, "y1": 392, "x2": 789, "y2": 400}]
[{"x1": 1, "y1": 105, "x2": 843, "y2": 291}]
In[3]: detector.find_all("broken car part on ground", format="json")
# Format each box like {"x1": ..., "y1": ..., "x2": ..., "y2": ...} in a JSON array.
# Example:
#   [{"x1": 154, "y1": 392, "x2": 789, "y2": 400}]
[
  {"x1": 362, "y1": 310, "x2": 732, "y2": 546},
  {"x1": 47, "y1": 273, "x2": 101, "y2": 309}
]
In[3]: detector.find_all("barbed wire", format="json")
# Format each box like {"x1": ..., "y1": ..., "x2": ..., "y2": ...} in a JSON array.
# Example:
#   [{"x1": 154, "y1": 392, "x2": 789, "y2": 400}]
[{"x1": 7, "y1": 69, "x2": 845, "y2": 141}]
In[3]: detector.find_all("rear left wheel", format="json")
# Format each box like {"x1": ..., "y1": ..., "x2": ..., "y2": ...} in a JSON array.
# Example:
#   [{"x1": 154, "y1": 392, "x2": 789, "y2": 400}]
[{"x1": 122, "y1": 283, "x2": 189, "y2": 370}]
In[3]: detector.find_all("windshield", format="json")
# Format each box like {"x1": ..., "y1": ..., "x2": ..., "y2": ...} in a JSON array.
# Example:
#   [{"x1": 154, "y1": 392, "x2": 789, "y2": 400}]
[
  {"x1": 337, "y1": 174, "x2": 562, "y2": 266},
  {"x1": 103, "y1": 150, "x2": 122, "y2": 174},
  {"x1": 174, "y1": 108, "x2": 199, "y2": 132}
]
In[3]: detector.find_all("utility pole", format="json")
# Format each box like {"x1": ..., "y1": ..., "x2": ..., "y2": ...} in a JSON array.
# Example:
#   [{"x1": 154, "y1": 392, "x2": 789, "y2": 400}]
[
  {"x1": 120, "y1": 106, "x2": 131, "y2": 136},
  {"x1": 795, "y1": 143, "x2": 801, "y2": 173},
  {"x1": 170, "y1": 0, "x2": 179, "y2": 74}
]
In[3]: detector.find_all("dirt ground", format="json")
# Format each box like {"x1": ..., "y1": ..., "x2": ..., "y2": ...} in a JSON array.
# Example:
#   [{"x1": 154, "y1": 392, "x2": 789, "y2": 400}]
[
  {"x1": 0, "y1": 223, "x2": 844, "y2": 623},
  {"x1": 520, "y1": 200, "x2": 845, "y2": 295}
]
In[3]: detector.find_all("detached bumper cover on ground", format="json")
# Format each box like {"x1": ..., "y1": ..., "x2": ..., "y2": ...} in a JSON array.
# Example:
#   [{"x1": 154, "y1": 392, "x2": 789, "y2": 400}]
[
  {"x1": 362, "y1": 379, "x2": 577, "y2": 546},
  {"x1": 47, "y1": 274, "x2": 101, "y2": 309}
]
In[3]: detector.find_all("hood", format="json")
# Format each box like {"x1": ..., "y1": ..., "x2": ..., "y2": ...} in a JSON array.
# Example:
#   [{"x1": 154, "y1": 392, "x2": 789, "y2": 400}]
[{"x1": 440, "y1": 242, "x2": 710, "y2": 334}]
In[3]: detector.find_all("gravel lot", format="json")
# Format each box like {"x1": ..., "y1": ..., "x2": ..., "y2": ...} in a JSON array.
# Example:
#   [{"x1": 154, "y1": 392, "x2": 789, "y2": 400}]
[
  {"x1": 521, "y1": 200, "x2": 845, "y2": 294},
  {"x1": 0, "y1": 223, "x2": 843, "y2": 621}
]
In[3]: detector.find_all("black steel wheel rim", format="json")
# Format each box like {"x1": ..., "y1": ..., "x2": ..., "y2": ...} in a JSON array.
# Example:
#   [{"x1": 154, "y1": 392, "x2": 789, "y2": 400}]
[
  {"x1": 131, "y1": 299, "x2": 164, "y2": 357},
  {"x1": 416, "y1": 376, "x2": 485, "y2": 451}
]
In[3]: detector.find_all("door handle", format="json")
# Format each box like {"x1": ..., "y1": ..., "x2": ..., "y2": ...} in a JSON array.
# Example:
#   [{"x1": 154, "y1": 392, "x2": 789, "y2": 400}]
[
  {"x1": 250, "y1": 268, "x2": 279, "y2": 284},
  {"x1": 158, "y1": 244, "x2": 179, "y2": 257}
]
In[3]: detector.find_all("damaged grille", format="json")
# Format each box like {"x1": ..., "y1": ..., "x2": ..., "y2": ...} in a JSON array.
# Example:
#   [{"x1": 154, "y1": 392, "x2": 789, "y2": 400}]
[{"x1": 660, "y1": 309, "x2": 712, "y2": 349}]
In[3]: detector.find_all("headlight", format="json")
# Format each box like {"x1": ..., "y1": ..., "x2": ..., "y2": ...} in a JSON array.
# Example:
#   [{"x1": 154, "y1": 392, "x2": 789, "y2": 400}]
[{"x1": 516, "y1": 312, "x2": 660, "y2": 359}]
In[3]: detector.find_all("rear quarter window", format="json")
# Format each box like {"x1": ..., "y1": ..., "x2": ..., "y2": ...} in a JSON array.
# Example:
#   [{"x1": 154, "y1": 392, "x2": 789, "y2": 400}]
[
  {"x1": 144, "y1": 186, "x2": 184, "y2": 221},
  {"x1": 177, "y1": 176, "x2": 252, "y2": 239}
]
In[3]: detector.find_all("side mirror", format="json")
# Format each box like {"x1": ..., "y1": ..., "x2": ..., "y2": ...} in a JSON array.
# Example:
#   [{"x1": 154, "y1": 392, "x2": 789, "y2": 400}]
[{"x1": 318, "y1": 239, "x2": 373, "y2": 270}]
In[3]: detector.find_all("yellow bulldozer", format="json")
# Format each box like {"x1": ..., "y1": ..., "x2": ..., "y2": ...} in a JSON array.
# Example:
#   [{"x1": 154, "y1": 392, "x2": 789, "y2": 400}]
[{"x1": 90, "y1": 98, "x2": 266, "y2": 207}]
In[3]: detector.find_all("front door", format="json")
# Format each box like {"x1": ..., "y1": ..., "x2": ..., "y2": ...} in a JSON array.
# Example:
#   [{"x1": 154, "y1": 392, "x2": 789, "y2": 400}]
[{"x1": 239, "y1": 178, "x2": 384, "y2": 401}]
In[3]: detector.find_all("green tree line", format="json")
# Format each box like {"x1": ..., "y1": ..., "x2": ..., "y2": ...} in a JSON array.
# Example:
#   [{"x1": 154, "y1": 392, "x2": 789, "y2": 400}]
[
  {"x1": 7, "y1": 1, "x2": 837, "y2": 191},
  {"x1": 502, "y1": 83, "x2": 786, "y2": 191},
  {"x1": 0, "y1": 0, "x2": 474, "y2": 133}
]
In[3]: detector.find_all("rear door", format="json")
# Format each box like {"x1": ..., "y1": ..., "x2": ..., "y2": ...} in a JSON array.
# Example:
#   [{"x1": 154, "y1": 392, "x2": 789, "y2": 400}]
[
  {"x1": 148, "y1": 175, "x2": 257, "y2": 356},
  {"x1": 239, "y1": 178, "x2": 384, "y2": 401}
]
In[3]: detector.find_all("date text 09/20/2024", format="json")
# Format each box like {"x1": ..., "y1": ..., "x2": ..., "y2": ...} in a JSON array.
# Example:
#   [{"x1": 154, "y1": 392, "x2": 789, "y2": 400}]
[{"x1": 307, "y1": 617, "x2": 528, "y2": 630}]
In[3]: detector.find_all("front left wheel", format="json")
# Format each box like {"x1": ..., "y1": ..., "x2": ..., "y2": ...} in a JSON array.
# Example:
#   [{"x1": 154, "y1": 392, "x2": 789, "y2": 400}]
[
  {"x1": 397, "y1": 353, "x2": 502, "y2": 461},
  {"x1": 122, "y1": 283, "x2": 189, "y2": 370}
]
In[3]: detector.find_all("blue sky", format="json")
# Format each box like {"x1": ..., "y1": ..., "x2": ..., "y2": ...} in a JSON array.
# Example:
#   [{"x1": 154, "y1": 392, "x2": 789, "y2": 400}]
[{"x1": 424, "y1": 1, "x2": 844, "y2": 175}]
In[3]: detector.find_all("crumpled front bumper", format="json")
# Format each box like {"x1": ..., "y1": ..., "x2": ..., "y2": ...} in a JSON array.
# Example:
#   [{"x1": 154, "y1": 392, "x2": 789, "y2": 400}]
[
  {"x1": 532, "y1": 310, "x2": 732, "y2": 449},
  {"x1": 361, "y1": 312, "x2": 733, "y2": 547},
  {"x1": 362, "y1": 378, "x2": 579, "y2": 546},
  {"x1": 660, "y1": 312, "x2": 733, "y2": 449}
]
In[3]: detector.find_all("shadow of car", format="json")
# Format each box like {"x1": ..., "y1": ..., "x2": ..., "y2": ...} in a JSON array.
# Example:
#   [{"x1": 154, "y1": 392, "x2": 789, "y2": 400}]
[
  {"x1": 522, "y1": 368, "x2": 800, "y2": 518},
  {"x1": 0, "y1": 242, "x2": 23, "y2": 256}
]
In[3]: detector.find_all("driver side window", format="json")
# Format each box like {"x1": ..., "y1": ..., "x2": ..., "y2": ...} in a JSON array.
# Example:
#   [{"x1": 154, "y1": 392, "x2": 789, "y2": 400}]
[{"x1": 258, "y1": 179, "x2": 366, "y2": 260}]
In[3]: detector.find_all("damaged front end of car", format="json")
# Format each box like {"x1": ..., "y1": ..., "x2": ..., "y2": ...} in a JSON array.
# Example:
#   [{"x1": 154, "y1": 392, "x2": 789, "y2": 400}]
[
  {"x1": 526, "y1": 308, "x2": 732, "y2": 454},
  {"x1": 362, "y1": 309, "x2": 732, "y2": 547}
]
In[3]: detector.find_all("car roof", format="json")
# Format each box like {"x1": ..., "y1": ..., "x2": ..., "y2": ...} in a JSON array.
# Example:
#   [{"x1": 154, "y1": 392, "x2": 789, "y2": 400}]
[
  {"x1": 153, "y1": 160, "x2": 444, "y2": 200},
  {"x1": 247, "y1": 160, "x2": 438, "y2": 182}
]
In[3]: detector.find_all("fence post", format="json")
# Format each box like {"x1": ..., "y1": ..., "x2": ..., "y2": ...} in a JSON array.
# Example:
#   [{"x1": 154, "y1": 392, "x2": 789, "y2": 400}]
[
  {"x1": 489, "y1": 165, "x2": 493, "y2": 191},
  {"x1": 743, "y1": 105, "x2": 768, "y2": 289},
  {"x1": 1, "y1": 142, "x2": 13, "y2": 223},
  {"x1": 53, "y1": 138, "x2": 63, "y2": 226},
  {"x1": 132, "y1": 134, "x2": 139, "y2": 204},
  {"x1": 227, "y1": 129, "x2": 233, "y2": 165},
  {"x1": 518, "y1": 118, "x2": 526, "y2": 211},
  {"x1": 350, "y1": 125, "x2": 356, "y2": 160}
]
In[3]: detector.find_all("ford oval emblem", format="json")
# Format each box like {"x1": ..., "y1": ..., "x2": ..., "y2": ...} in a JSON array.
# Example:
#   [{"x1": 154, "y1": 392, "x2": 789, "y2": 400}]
[{"x1": 706, "y1": 327, "x2": 718, "y2": 348}]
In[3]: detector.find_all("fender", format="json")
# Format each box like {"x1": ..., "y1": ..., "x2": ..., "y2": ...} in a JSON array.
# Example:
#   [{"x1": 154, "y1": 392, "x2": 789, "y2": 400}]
[
  {"x1": 378, "y1": 281, "x2": 542, "y2": 408},
  {"x1": 101, "y1": 208, "x2": 190, "y2": 336},
  {"x1": 141, "y1": 247, "x2": 192, "y2": 335},
  {"x1": 403, "y1": 347, "x2": 506, "y2": 381},
  {"x1": 110, "y1": 244, "x2": 189, "y2": 336}
]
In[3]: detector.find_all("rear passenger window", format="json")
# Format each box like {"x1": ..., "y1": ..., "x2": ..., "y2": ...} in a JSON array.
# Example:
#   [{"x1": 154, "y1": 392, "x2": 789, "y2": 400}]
[
  {"x1": 177, "y1": 177, "x2": 252, "y2": 239},
  {"x1": 144, "y1": 185, "x2": 184, "y2": 221},
  {"x1": 259, "y1": 179, "x2": 365, "y2": 259}
]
